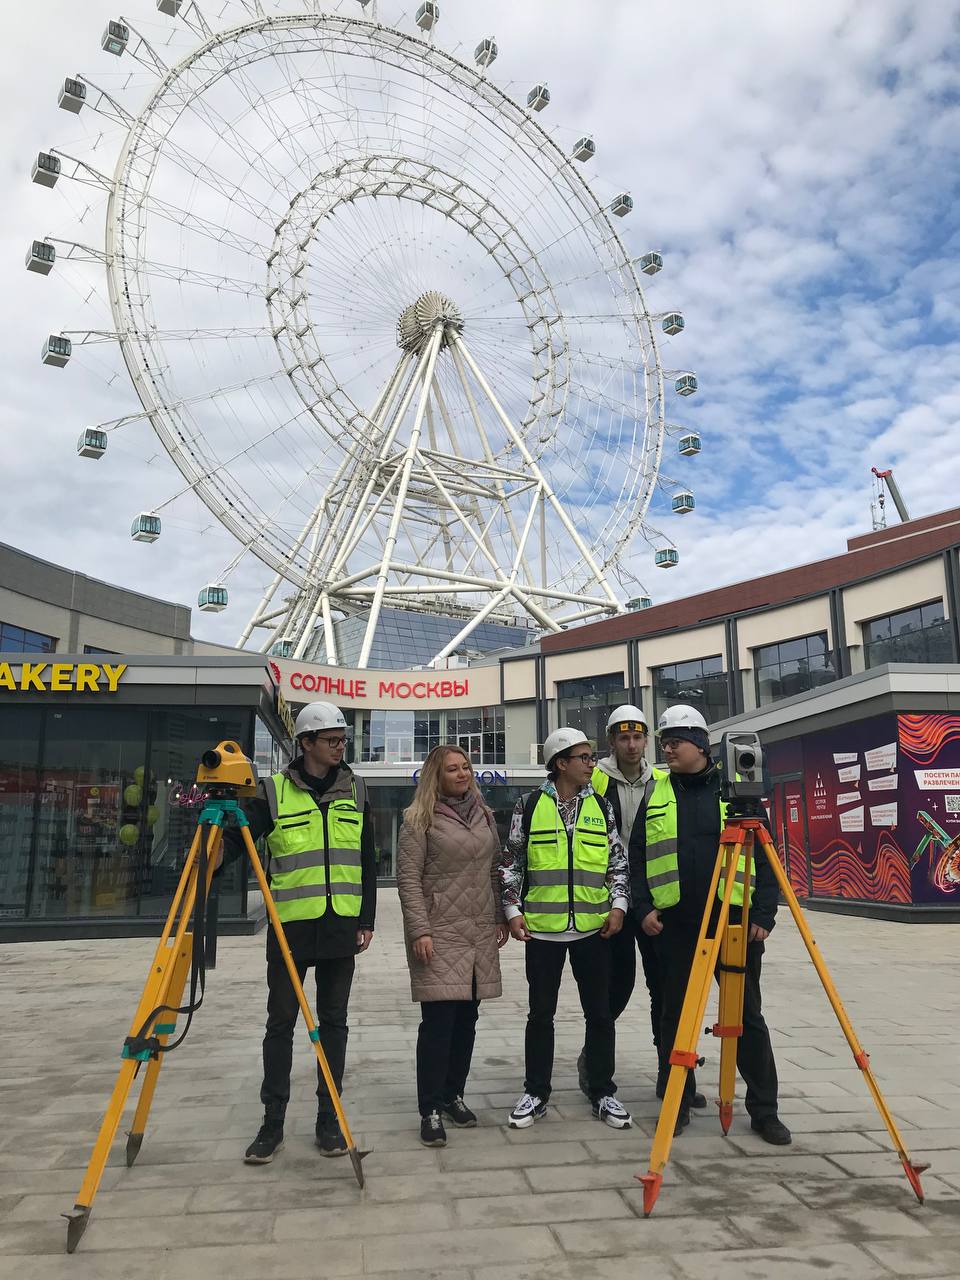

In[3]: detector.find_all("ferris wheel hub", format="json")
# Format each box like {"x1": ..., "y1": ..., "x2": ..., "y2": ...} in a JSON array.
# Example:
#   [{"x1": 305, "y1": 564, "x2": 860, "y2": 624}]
[{"x1": 397, "y1": 290, "x2": 464, "y2": 354}]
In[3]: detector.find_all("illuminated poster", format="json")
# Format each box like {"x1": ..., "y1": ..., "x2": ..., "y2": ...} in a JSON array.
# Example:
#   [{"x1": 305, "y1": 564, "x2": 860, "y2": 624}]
[{"x1": 766, "y1": 713, "x2": 960, "y2": 906}]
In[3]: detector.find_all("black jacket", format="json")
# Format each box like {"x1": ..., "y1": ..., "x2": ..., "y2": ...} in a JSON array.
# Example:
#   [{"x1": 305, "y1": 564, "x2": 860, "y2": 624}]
[
  {"x1": 222, "y1": 757, "x2": 377, "y2": 961},
  {"x1": 628, "y1": 760, "x2": 778, "y2": 933}
]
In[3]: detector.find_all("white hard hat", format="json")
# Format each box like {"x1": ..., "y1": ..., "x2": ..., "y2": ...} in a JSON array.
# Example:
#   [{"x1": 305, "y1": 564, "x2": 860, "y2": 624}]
[
  {"x1": 656, "y1": 704, "x2": 708, "y2": 736},
  {"x1": 543, "y1": 727, "x2": 590, "y2": 768},
  {"x1": 606, "y1": 704, "x2": 649, "y2": 734},
  {"x1": 294, "y1": 701, "x2": 349, "y2": 738}
]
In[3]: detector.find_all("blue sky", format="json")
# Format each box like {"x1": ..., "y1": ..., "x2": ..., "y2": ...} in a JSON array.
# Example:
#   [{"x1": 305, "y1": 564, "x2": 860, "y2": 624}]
[{"x1": 3, "y1": 1, "x2": 960, "y2": 642}]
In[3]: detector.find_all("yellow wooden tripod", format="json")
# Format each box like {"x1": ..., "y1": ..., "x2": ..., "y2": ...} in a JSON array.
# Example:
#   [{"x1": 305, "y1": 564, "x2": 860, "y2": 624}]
[
  {"x1": 637, "y1": 814, "x2": 929, "y2": 1216},
  {"x1": 64, "y1": 741, "x2": 369, "y2": 1253}
]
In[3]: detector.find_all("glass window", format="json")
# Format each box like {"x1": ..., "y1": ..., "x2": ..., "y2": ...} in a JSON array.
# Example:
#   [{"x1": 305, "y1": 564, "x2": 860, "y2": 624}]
[
  {"x1": 0, "y1": 707, "x2": 43, "y2": 919},
  {"x1": 83, "y1": 645, "x2": 119, "y2": 656},
  {"x1": 556, "y1": 673, "x2": 626, "y2": 749},
  {"x1": 863, "y1": 600, "x2": 952, "y2": 668},
  {"x1": 0, "y1": 621, "x2": 57, "y2": 654},
  {"x1": 754, "y1": 632, "x2": 836, "y2": 706},
  {"x1": 653, "y1": 657, "x2": 728, "y2": 726}
]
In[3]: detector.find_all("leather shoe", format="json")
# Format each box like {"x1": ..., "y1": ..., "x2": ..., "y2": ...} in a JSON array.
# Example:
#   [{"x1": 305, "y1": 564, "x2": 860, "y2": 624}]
[
  {"x1": 673, "y1": 1107, "x2": 690, "y2": 1137},
  {"x1": 656, "y1": 1077, "x2": 706, "y2": 1109},
  {"x1": 750, "y1": 1115, "x2": 792, "y2": 1146}
]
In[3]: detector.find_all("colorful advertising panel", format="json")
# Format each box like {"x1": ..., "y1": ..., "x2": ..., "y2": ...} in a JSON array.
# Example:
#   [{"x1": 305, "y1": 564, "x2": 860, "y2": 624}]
[{"x1": 767, "y1": 712, "x2": 960, "y2": 906}]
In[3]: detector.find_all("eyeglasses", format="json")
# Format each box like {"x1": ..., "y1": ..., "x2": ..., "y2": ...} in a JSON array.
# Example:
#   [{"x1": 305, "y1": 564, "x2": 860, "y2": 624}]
[
  {"x1": 569, "y1": 752, "x2": 597, "y2": 764},
  {"x1": 304, "y1": 734, "x2": 347, "y2": 748}
]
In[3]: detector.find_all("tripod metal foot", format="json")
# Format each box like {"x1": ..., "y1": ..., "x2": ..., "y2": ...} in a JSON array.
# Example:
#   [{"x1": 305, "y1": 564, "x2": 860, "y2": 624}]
[
  {"x1": 125, "y1": 1132, "x2": 144, "y2": 1167},
  {"x1": 903, "y1": 1156, "x2": 930, "y2": 1203},
  {"x1": 63, "y1": 1206, "x2": 90, "y2": 1254},
  {"x1": 636, "y1": 1171, "x2": 662, "y2": 1217},
  {"x1": 348, "y1": 1145, "x2": 372, "y2": 1189},
  {"x1": 717, "y1": 1100, "x2": 733, "y2": 1135}
]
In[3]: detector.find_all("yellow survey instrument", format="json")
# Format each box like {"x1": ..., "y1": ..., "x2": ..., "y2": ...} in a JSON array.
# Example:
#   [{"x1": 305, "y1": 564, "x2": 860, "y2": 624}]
[
  {"x1": 637, "y1": 812, "x2": 929, "y2": 1216},
  {"x1": 64, "y1": 741, "x2": 369, "y2": 1253}
]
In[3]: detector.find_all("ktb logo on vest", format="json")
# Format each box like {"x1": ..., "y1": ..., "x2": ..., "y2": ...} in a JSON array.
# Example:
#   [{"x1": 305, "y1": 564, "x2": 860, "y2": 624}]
[{"x1": 582, "y1": 814, "x2": 604, "y2": 826}]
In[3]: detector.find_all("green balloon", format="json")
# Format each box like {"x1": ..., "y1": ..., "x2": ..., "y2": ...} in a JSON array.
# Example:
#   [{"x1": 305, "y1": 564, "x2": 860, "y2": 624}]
[
  {"x1": 146, "y1": 804, "x2": 160, "y2": 827},
  {"x1": 124, "y1": 784, "x2": 142, "y2": 807},
  {"x1": 134, "y1": 766, "x2": 147, "y2": 787},
  {"x1": 119, "y1": 824, "x2": 139, "y2": 847}
]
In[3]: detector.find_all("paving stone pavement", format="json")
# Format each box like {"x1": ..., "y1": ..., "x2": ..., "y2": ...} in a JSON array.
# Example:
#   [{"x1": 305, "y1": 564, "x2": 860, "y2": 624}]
[{"x1": 0, "y1": 896, "x2": 958, "y2": 1278}]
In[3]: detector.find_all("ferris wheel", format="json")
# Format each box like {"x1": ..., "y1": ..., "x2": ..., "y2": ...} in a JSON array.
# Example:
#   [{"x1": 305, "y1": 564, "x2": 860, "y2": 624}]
[{"x1": 32, "y1": 0, "x2": 701, "y2": 667}]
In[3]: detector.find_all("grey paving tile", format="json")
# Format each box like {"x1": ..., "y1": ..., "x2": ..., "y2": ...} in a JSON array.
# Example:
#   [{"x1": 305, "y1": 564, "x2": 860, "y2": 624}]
[
  {"x1": 674, "y1": 1242, "x2": 895, "y2": 1279},
  {"x1": 159, "y1": 1241, "x2": 363, "y2": 1279},
  {"x1": 362, "y1": 1224, "x2": 559, "y2": 1272},
  {"x1": 275, "y1": 1198, "x2": 451, "y2": 1240},
  {"x1": 473, "y1": 1260, "x2": 680, "y2": 1280},
  {"x1": 80, "y1": 1209, "x2": 276, "y2": 1252},
  {"x1": 454, "y1": 1187, "x2": 628, "y2": 1227},
  {"x1": 863, "y1": 1235, "x2": 960, "y2": 1278},
  {"x1": 6, "y1": 1186, "x2": 192, "y2": 1222},
  {"x1": 554, "y1": 1213, "x2": 746, "y2": 1255}
]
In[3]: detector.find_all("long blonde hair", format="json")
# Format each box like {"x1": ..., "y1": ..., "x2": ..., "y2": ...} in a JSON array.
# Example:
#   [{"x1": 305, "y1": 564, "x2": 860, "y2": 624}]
[{"x1": 403, "y1": 744, "x2": 487, "y2": 833}]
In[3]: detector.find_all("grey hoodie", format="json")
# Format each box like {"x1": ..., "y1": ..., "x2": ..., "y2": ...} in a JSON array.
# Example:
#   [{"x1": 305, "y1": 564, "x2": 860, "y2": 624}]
[{"x1": 595, "y1": 753, "x2": 656, "y2": 845}]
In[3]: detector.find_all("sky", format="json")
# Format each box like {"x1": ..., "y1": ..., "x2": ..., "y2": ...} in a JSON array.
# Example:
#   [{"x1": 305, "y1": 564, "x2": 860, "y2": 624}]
[{"x1": 4, "y1": 0, "x2": 960, "y2": 647}]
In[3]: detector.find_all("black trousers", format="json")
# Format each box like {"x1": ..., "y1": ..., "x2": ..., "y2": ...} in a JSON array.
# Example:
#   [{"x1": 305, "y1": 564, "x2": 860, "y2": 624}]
[
  {"x1": 260, "y1": 954, "x2": 355, "y2": 1119},
  {"x1": 524, "y1": 933, "x2": 615, "y2": 1104},
  {"x1": 608, "y1": 914, "x2": 663, "y2": 1045},
  {"x1": 655, "y1": 922, "x2": 779, "y2": 1118},
  {"x1": 416, "y1": 996, "x2": 480, "y2": 1116}
]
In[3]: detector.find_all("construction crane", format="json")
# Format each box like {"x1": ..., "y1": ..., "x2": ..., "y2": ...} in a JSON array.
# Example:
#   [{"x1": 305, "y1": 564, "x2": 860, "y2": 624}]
[{"x1": 871, "y1": 467, "x2": 911, "y2": 530}]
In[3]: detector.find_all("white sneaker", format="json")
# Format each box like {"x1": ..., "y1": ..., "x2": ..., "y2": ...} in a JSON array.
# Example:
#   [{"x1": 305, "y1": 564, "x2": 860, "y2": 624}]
[
  {"x1": 508, "y1": 1092, "x2": 546, "y2": 1128},
  {"x1": 592, "y1": 1095, "x2": 632, "y2": 1129}
]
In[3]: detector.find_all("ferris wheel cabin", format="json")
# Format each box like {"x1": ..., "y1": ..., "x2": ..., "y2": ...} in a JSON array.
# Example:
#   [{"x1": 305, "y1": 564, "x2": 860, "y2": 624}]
[
  {"x1": 672, "y1": 491, "x2": 696, "y2": 514},
  {"x1": 32, "y1": 151, "x2": 61, "y2": 187},
  {"x1": 675, "y1": 374, "x2": 698, "y2": 397},
  {"x1": 41, "y1": 335, "x2": 71, "y2": 368},
  {"x1": 611, "y1": 194, "x2": 634, "y2": 217},
  {"x1": 655, "y1": 548, "x2": 679, "y2": 568},
  {"x1": 270, "y1": 638, "x2": 296, "y2": 659},
  {"x1": 527, "y1": 84, "x2": 550, "y2": 111},
  {"x1": 678, "y1": 433, "x2": 702, "y2": 456},
  {"x1": 415, "y1": 2, "x2": 439, "y2": 32},
  {"x1": 101, "y1": 21, "x2": 129, "y2": 56},
  {"x1": 475, "y1": 39, "x2": 498, "y2": 67},
  {"x1": 26, "y1": 240, "x2": 55, "y2": 275},
  {"x1": 156, "y1": 0, "x2": 183, "y2": 14},
  {"x1": 638, "y1": 251, "x2": 663, "y2": 276},
  {"x1": 572, "y1": 137, "x2": 596, "y2": 162},
  {"x1": 198, "y1": 585, "x2": 229, "y2": 613},
  {"x1": 131, "y1": 514, "x2": 161, "y2": 543},
  {"x1": 77, "y1": 428, "x2": 107, "y2": 459},
  {"x1": 58, "y1": 78, "x2": 86, "y2": 113},
  {"x1": 628, "y1": 596, "x2": 653, "y2": 611},
  {"x1": 662, "y1": 312, "x2": 684, "y2": 335}
]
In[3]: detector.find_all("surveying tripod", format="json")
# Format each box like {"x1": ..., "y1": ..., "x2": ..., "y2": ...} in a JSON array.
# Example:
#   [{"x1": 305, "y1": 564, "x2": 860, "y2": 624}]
[
  {"x1": 64, "y1": 741, "x2": 369, "y2": 1253},
  {"x1": 637, "y1": 804, "x2": 929, "y2": 1216}
]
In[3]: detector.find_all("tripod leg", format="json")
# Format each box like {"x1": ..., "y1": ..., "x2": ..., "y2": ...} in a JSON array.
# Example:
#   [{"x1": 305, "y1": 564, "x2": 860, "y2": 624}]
[
  {"x1": 240, "y1": 825, "x2": 369, "y2": 1189},
  {"x1": 714, "y1": 832, "x2": 753, "y2": 1134},
  {"x1": 125, "y1": 934, "x2": 192, "y2": 1167},
  {"x1": 755, "y1": 825, "x2": 929, "y2": 1203},
  {"x1": 638, "y1": 833, "x2": 742, "y2": 1216}
]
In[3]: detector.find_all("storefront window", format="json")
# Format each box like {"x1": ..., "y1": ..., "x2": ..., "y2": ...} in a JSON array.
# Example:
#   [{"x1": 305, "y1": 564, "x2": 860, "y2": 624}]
[
  {"x1": 0, "y1": 707, "x2": 42, "y2": 918},
  {"x1": 557, "y1": 673, "x2": 627, "y2": 748},
  {"x1": 653, "y1": 656, "x2": 729, "y2": 726},
  {"x1": 863, "y1": 601, "x2": 953, "y2": 668},
  {"x1": 755, "y1": 633, "x2": 836, "y2": 706}
]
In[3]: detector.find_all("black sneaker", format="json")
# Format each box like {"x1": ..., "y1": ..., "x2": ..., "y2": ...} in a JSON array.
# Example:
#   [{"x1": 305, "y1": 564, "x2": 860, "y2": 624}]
[
  {"x1": 656, "y1": 1069, "x2": 706, "y2": 1109},
  {"x1": 420, "y1": 1110, "x2": 447, "y2": 1147},
  {"x1": 316, "y1": 1116, "x2": 348, "y2": 1157},
  {"x1": 441, "y1": 1096, "x2": 478, "y2": 1128},
  {"x1": 751, "y1": 1115, "x2": 792, "y2": 1146},
  {"x1": 244, "y1": 1121, "x2": 284, "y2": 1164}
]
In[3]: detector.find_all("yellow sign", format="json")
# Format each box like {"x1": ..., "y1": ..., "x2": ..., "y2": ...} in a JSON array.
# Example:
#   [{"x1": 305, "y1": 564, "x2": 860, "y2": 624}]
[
  {"x1": 275, "y1": 688, "x2": 296, "y2": 740},
  {"x1": 0, "y1": 661, "x2": 127, "y2": 693}
]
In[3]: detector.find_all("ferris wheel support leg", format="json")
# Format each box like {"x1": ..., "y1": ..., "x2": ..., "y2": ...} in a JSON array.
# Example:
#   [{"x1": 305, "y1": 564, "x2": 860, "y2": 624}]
[
  {"x1": 453, "y1": 338, "x2": 622, "y2": 613},
  {"x1": 357, "y1": 328, "x2": 444, "y2": 670},
  {"x1": 444, "y1": 348, "x2": 540, "y2": 595},
  {"x1": 239, "y1": 497, "x2": 327, "y2": 649}
]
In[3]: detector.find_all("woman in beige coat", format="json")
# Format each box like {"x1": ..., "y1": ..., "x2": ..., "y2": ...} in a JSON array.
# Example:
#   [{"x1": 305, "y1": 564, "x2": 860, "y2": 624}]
[{"x1": 396, "y1": 744, "x2": 507, "y2": 1147}]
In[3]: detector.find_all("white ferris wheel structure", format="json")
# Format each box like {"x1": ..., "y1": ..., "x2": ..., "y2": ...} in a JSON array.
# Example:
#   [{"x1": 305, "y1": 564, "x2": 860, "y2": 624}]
[{"x1": 31, "y1": 0, "x2": 702, "y2": 668}]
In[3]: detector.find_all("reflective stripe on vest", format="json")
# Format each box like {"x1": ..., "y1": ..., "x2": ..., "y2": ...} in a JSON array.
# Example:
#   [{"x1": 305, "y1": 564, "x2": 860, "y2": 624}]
[
  {"x1": 264, "y1": 772, "x2": 364, "y2": 923},
  {"x1": 644, "y1": 773, "x2": 751, "y2": 909},
  {"x1": 523, "y1": 791, "x2": 610, "y2": 933}
]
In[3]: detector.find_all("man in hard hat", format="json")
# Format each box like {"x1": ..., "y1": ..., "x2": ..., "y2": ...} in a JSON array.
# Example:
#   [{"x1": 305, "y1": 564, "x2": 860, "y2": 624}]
[
  {"x1": 499, "y1": 727, "x2": 633, "y2": 1131},
  {"x1": 629, "y1": 704, "x2": 789, "y2": 1144},
  {"x1": 225, "y1": 701, "x2": 376, "y2": 1165},
  {"x1": 584, "y1": 705, "x2": 706, "y2": 1110}
]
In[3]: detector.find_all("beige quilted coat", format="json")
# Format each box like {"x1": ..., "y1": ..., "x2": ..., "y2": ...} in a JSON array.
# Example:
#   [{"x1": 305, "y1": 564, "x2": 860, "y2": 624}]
[{"x1": 396, "y1": 800, "x2": 505, "y2": 1002}]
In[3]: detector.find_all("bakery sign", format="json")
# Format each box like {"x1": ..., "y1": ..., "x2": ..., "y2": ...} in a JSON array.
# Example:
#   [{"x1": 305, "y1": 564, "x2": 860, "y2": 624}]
[{"x1": 0, "y1": 661, "x2": 128, "y2": 693}]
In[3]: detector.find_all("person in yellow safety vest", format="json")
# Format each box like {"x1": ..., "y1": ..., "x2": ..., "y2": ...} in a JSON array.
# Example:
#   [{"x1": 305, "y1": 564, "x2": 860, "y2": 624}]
[
  {"x1": 499, "y1": 727, "x2": 634, "y2": 1131},
  {"x1": 584, "y1": 705, "x2": 706, "y2": 1111},
  {"x1": 222, "y1": 701, "x2": 377, "y2": 1166},
  {"x1": 629, "y1": 704, "x2": 791, "y2": 1145}
]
